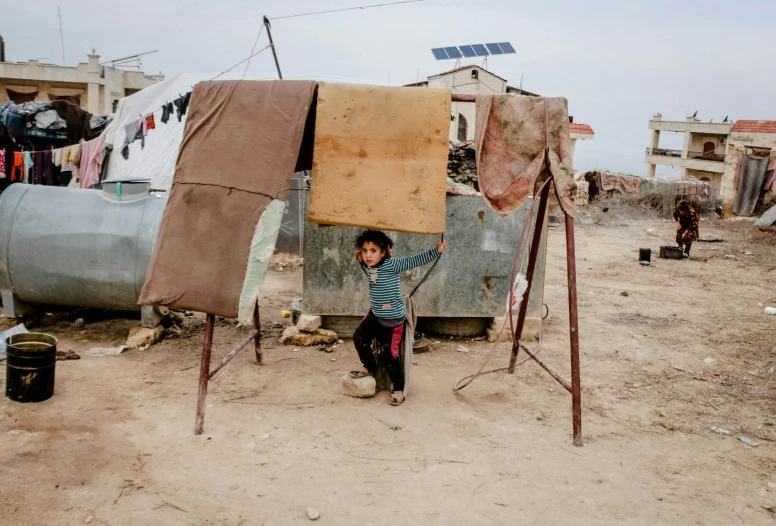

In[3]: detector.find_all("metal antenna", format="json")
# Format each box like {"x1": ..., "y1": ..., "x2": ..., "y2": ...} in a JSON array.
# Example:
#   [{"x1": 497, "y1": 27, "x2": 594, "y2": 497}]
[
  {"x1": 58, "y1": 6, "x2": 66, "y2": 66},
  {"x1": 263, "y1": 16, "x2": 283, "y2": 79}
]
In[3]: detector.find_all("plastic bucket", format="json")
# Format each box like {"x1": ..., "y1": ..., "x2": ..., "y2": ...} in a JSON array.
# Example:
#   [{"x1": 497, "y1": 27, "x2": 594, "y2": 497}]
[{"x1": 5, "y1": 333, "x2": 57, "y2": 403}]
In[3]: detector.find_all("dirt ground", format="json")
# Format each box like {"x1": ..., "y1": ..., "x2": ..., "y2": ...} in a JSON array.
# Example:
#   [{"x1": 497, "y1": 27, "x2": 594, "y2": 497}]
[{"x1": 1, "y1": 215, "x2": 775, "y2": 525}]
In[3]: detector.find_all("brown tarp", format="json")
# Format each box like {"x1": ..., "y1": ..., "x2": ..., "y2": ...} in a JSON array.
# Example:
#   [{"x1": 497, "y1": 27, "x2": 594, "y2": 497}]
[
  {"x1": 307, "y1": 82, "x2": 450, "y2": 234},
  {"x1": 475, "y1": 95, "x2": 576, "y2": 218},
  {"x1": 138, "y1": 80, "x2": 317, "y2": 317}
]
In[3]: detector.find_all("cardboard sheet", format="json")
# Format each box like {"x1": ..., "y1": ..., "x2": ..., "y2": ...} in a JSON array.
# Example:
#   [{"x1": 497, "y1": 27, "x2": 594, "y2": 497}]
[{"x1": 308, "y1": 82, "x2": 450, "y2": 234}]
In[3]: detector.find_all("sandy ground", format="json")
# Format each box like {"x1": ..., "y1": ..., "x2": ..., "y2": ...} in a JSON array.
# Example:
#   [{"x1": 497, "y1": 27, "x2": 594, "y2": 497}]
[{"x1": 1, "y1": 216, "x2": 775, "y2": 525}]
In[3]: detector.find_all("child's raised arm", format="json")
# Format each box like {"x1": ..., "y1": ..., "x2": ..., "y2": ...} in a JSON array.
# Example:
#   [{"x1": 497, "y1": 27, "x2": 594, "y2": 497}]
[{"x1": 386, "y1": 239, "x2": 445, "y2": 273}]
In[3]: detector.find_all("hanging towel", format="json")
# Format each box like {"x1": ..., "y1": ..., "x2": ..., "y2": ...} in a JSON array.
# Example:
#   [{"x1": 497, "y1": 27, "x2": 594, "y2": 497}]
[
  {"x1": 52, "y1": 148, "x2": 63, "y2": 168},
  {"x1": 79, "y1": 136, "x2": 105, "y2": 189},
  {"x1": 308, "y1": 82, "x2": 451, "y2": 234},
  {"x1": 22, "y1": 151, "x2": 33, "y2": 184},
  {"x1": 474, "y1": 95, "x2": 577, "y2": 218},
  {"x1": 138, "y1": 80, "x2": 317, "y2": 317}
]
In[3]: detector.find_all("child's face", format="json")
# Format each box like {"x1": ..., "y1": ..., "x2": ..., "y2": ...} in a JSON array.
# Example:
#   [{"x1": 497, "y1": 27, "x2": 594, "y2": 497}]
[{"x1": 360, "y1": 241, "x2": 386, "y2": 267}]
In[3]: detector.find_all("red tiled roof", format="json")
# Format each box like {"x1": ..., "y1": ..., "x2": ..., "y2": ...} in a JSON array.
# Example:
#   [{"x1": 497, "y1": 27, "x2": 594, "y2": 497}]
[
  {"x1": 428, "y1": 65, "x2": 508, "y2": 82},
  {"x1": 731, "y1": 120, "x2": 776, "y2": 133},
  {"x1": 570, "y1": 123, "x2": 594, "y2": 135}
]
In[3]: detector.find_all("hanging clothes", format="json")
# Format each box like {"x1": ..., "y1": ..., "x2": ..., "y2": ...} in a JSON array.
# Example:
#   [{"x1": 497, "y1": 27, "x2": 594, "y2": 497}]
[
  {"x1": 11, "y1": 151, "x2": 24, "y2": 182},
  {"x1": 474, "y1": 95, "x2": 577, "y2": 218},
  {"x1": 52, "y1": 148, "x2": 63, "y2": 168},
  {"x1": 120, "y1": 118, "x2": 145, "y2": 160},
  {"x1": 79, "y1": 136, "x2": 105, "y2": 189},
  {"x1": 173, "y1": 92, "x2": 191, "y2": 122},
  {"x1": 161, "y1": 102, "x2": 174, "y2": 124},
  {"x1": 0, "y1": 149, "x2": 6, "y2": 179},
  {"x1": 23, "y1": 151, "x2": 33, "y2": 184},
  {"x1": 146, "y1": 113, "x2": 156, "y2": 130},
  {"x1": 61, "y1": 143, "x2": 81, "y2": 167},
  {"x1": 33, "y1": 151, "x2": 55, "y2": 185},
  {"x1": 51, "y1": 100, "x2": 92, "y2": 145}
]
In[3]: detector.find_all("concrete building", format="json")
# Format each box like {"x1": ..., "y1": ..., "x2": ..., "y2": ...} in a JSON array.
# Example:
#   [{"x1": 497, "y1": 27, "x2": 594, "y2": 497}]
[
  {"x1": 645, "y1": 114, "x2": 776, "y2": 205},
  {"x1": 405, "y1": 65, "x2": 593, "y2": 156},
  {"x1": 0, "y1": 49, "x2": 163, "y2": 115}
]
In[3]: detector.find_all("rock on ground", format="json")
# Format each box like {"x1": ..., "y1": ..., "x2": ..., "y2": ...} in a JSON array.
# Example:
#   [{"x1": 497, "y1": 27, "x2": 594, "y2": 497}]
[
  {"x1": 341, "y1": 374, "x2": 376, "y2": 398},
  {"x1": 126, "y1": 325, "x2": 164, "y2": 349},
  {"x1": 280, "y1": 327, "x2": 338, "y2": 346},
  {"x1": 296, "y1": 315, "x2": 322, "y2": 332}
]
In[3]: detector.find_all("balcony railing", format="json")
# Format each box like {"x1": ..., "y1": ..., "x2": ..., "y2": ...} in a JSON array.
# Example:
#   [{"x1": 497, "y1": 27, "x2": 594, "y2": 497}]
[
  {"x1": 648, "y1": 148, "x2": 682, "y2": 157},
  {"x1": 646, "y1": 148, "x2": 725, "y2": 162},
  {"x1": 688, "y1": 150, "x2": 725, "y2": 162}
]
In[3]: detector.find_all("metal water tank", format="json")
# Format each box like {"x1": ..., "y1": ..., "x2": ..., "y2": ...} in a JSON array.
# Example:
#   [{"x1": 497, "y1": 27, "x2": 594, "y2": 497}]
[{"x1": 0, "y1": 183, "x2": 167, "y2": 313}]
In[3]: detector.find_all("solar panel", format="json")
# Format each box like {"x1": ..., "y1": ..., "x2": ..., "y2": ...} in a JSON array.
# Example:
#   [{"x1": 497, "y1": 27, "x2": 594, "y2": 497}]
[
  {"x1": 444, "y1": 46, "x2": 463, "y2": 59},
  {"x1": 458, "y1": 45, "x2": 477, "y2": 58},
  {"x1": 471, "y1": 44, "x2": 489, "y2": 57},
  {"x1": 485, "y1": 43, "x2": 504, "y2": 55},
  {"x1": 431, "y1": 48, "x2": 449, "y2": 60},
  {"x1": 498, "y1": 42, "x2": 516, "y2": 54}
]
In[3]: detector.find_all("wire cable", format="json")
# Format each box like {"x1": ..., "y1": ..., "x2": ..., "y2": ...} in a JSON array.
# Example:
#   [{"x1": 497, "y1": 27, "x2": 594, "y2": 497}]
[
  {"x1": 243, "y1": 24, "x2": 266, "y2": 77},
  {"x1": 269, "y1": 0, "x2": 427, "y2": 20}
]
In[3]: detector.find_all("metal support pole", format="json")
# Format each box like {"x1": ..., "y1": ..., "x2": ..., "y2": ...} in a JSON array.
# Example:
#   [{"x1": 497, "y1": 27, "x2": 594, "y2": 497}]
[
  {"x1": 508, "y1": 180, "x2": 551, "y2": 373},
  {"x1": 565, "y1": 212, "x2": 583, "y2": 447},
  {"x1": 208, "y1": 329, "x2": 259, "y2": 379},
  {"x1": 517, "y1": 340, "x2": 572, "y2": 393},
  {"x1": 253, "y1": 303, "x2": 262, "y2": 364},
  {"x1": 263, "y1": 16, "x2": 283, "y2": 79},
  {"x1": 194, "y1": 314, "x2": 215, "y2": 435}
]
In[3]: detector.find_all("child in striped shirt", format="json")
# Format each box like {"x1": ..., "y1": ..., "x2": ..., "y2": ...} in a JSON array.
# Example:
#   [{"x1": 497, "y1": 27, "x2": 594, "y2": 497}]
[{"x1": 349, "y1": 230, "x2": 446, "y2": 406}]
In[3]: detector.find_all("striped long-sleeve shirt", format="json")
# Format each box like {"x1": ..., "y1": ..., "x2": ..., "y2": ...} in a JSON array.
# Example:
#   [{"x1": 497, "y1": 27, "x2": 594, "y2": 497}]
[{"x1": 359, "y1": 247, "x2": 441, "y2": 321}]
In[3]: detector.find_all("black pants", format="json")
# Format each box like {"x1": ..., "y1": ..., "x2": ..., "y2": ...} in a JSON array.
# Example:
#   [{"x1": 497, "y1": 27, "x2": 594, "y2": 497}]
[
  {"x1": 353, "y1": 312, "x2": 405, "y2": 392},
  {"x1": 678, "y1": 242, "x2": 692, "y2": 255}
]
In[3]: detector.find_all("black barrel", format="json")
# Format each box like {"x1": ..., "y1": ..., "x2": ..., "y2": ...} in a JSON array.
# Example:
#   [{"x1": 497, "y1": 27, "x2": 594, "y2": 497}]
[
  {"x1": 5, "y1": 333, "x2": 57, "y2": 403},
  {"x1": 639, "y1": 248, "x2": 651, "y2": 265}
]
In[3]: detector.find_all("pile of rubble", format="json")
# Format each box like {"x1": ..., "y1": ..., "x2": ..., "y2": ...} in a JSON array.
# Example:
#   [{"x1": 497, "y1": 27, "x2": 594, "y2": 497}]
[{"x1": 447, "y1": 141, "x2": 478, "y2": 190}]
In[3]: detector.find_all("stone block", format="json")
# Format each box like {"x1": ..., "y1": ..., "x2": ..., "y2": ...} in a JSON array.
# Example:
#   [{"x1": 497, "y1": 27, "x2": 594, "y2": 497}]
[
  {"x1": 280, "y1": 327, "x2": 338, "y2": 346},
  {"x1": 341, "y1": 374, "x2": 376, "y2": 398},
  {"x1": 296, "y1": 315, "x2": 322, "y2": 333},
  {"x1": 490, "y1": 316, "x2": 507, "y2": 330},
  {"x1": 126, "y1": 325, "x2": 164, "y2": 349}
]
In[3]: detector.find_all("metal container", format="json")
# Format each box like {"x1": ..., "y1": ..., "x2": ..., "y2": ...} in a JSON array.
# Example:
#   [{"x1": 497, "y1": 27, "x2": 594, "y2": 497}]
[
  {"x1": 660, "y1": 246, "x2": 684, "y2": 259},
  {"x1": 302, "y1": 195, "x2": 548, "y2": 335},
  {"x1": 5, "y1": 332, "x2": 57, "y2": 403},
  {"x1": 0, "y1": 183, "x2": 167, "y2": 313},
  {"x1": 639, "y1": 248, "x2": 651, "y2": 265},
  {"x1": 275, "y1": 172, "x2": 307, "y2": 256}
]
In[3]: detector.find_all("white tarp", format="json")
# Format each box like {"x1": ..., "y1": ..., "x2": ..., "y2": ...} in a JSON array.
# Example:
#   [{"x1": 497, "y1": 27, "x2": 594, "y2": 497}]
[{"x1": 103, "y1": 73, "x2": 270, "y2": 191}]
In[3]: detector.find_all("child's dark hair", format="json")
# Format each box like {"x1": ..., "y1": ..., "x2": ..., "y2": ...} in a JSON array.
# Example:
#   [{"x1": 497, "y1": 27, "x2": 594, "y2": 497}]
[
  {"x1": 355, "y1": 230, "x2": 393, "y2": 259},
  {"x1": 676, "y1": 200, "x2": 690, "y2": 211}
]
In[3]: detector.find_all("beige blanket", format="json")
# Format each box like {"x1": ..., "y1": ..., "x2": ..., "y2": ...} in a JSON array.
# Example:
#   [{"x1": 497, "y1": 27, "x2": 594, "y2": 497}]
[{"x1": 308, "y1": 82, "x2": 450, "y2": 234}]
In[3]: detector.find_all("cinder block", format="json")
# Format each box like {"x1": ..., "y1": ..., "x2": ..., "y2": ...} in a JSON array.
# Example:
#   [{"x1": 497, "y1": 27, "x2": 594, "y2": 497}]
[{"x1": 297, "y1": 314, "x2": 323, "y2": 332}]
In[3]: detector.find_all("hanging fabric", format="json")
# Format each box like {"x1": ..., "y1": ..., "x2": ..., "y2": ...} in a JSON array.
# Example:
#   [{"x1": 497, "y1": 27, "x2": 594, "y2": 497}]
[
  {"x1": 79, "y1": 136, "x2": 105, "y2": 189},
  {"x1": 474, "y1": 95, "x2": 577, "y2": 217}
]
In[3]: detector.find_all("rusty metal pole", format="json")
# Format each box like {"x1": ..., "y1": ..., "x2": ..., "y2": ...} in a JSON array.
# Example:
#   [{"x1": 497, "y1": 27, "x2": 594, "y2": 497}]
[
  {"x1": 565, "y1": 212, "x2": 583, "y2": 447},
  {"x1": 508, "y1": 180, "x2": 551, "y2": 373},
  {"x1": 253, "y1": 303, "x2": 262, "y2": 364},
  {"x1": 194, "y1": 314, "x2": 215, "y2": 435}
]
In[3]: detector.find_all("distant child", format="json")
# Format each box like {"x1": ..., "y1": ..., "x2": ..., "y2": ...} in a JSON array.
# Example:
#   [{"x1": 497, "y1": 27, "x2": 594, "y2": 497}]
[{"x1": 349, "y1": 230, "x2": 446, "y2": 406}]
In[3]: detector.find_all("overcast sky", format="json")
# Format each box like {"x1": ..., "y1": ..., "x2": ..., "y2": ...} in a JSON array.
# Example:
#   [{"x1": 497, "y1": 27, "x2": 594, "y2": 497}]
[{"x1": 4, "y1": 0, "x2": 775, "y2": 177}]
